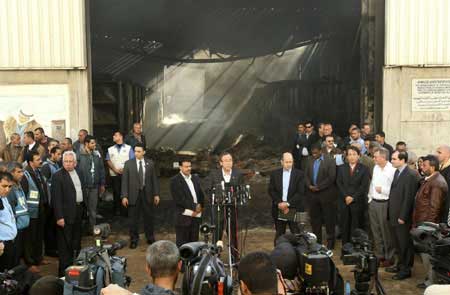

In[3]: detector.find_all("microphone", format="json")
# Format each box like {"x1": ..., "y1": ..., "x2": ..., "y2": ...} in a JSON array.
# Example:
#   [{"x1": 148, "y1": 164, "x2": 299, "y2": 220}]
[
  {"x1": 216, "y1": 240, "x2": 224, "y2": 252},
  {"x1": 245, "y1": 184, "x2": 251, "y2": 200},
  {"x1": 221, "y1": 181, "x2": 225, "y2": 192}
]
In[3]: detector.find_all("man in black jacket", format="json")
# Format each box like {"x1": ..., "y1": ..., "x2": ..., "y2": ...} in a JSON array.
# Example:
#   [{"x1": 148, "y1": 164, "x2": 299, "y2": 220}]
[
  {"x1": 437, "y1": 144, "x2": 450, "y2": 224},
  {"x1": 205, "y1": 152, "x2": 244, "y2": 262},
  {"x1": 386, "y1": 151, "x2": 419, "y2": 280},
  {"x1": 268, "y1": 152, "x2": 305, "y2": 243},
  {"x1": 170, "y1": 158, "x2": 205, "y2": 247},
  {"x1": 51, "y1": 151, "x2": 85, "y2": 276},
  {"x1": 121, "y1": 143, "x2": 160, "y2": 249},
  {"x1": 336, "y1": 146, "x2": 370, "y2": 244},
  {"x1": 292, "y1": 121, "x2": 319, "y2": 170},
  {"x1": 305, "y1": 145, "x2": 337, "y2": 249}
]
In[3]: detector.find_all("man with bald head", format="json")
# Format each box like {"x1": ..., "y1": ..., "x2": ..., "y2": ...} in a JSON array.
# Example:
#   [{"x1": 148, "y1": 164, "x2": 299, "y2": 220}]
[
  {"x1": 437, "y1": 144, "x2": 450, "y2": 224},
  {"x1": 268, "y1": 152, "x2": 305, "y2": 243}
]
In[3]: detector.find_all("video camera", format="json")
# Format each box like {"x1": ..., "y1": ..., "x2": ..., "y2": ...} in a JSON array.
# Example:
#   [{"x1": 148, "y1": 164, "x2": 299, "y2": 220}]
[
  {"x1": 63, "y1": 223, "x2": 131, "y2": 295},
  {"x1": 0, "y1": 264, "x2": 29, "y2": 295},
  {"x1": 271, "y1": 229, "x2": 344, "y2": 295},
  {"x1": 180, "y1": 224, "x2": 233, "y2": 295},
  {"x1": 411, "y1": 222, "x2": 450, "y2": 284},
  {"x1": 341, "y1": 229, "x2": 385, "y2": 295}
]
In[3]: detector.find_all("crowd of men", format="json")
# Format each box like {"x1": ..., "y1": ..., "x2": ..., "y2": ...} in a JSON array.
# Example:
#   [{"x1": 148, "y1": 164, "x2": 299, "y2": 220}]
[
  {"x1": 2, "y1": 119, "x2": 450, "y2": 294},
  {"x1": 288, "y1": 121, "x2": 450, "y2": 289}
]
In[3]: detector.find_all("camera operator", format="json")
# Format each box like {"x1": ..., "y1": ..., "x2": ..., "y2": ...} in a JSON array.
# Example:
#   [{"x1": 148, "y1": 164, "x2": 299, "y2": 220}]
[
  {"x1": 238, "y1": 251, "x2": 282, "y2": 295},
  {"x1": 0, "y1": 172, "x2": 16, "y2": 271},
  {"x1": 386, "y1": 151, "x2": 419, "y2": 280},
  {"x1": 413, "y1": 154, "x2": 448, "y2": 289},
  {"x1": 51, "y1": 151, "x2": 86, "y2": 277},
  {"x1": 268, "y1": 152, "x2": 305, "y2": 243},
  {"x1": 170, "y1": 158, "x2": 205, "y2": 247},
  {"x1": 101, "y1": 240, "x2": 181, "y2": 295},
  {"x1": 205, "y1": 152, "x2": 244, "y2": 262}
]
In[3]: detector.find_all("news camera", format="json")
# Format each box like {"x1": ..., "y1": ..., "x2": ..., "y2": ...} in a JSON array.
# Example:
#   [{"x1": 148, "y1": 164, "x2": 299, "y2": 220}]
[
  {"x1": 341, "y1": 229, "x2": 385, "y2": 295},
  {"x1": 411, "y1": 222, "x2": 450, "y2": 284},
  {"x1": 271, "y1": 230, "x2": 344, "y2": 295},
  {"x1": 180, "y1": 224, "x2": 233, "y2": 295},
  {"x1": 0, "y1": 265, "x2": 30, "y2": 295},
  {"x1": 63, "y1": 223, "x2": 131, "y2": 295}
]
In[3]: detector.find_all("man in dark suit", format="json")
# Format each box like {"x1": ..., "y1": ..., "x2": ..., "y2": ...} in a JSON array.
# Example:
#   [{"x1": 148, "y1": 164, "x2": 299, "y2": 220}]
[
  {"x1": 205, "y1": 152, "x2": 244, "y2": 262},
  {"x1": 437, "y1": 144, "x2": 450, "y2": 224},
  {"x1": 22, "y1": 131, "x2": 46, "y2": 160},
  {"x1": 336, "y1": 146, "x2": 370, "y2": 244},
  {"x1": 268, "y1": 152, "x2": 305, "y2": 243},
  {"x1": 305, "y1": 144, "x2": 337, "y2": 249},
  {"x1": 121, "y1": 143, "x2": 160, "y2": 249},
  {"x1": 375, "y1": 131, "x2": 394, "y2": 160},
  {"x1": 386, "y1": 150, "x2": 419, "y2": 280},
  {"x1": 51, "y1": 151, "x2": 85, "y2": 277},
  {"x1": 170, "y1": 158, "x2": 205, "y2": 247},
  {"x1": 292, "y1": 121, "x2": 319, "y2": 170}
]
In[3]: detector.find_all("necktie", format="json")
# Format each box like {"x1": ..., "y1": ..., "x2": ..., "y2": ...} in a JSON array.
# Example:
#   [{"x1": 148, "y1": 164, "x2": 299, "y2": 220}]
[
  {"x1": 393, "y1": 169, "x2": 400, "y2": 184},
  {"x1": 138, "y1": 160, "x2": 144, "y2": 189}
]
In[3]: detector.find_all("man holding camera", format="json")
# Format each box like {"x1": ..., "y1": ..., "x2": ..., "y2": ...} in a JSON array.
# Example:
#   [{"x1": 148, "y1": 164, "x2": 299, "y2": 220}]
[
  {"x1": 101, "y1": 240, "x2": 180, "y2": 295},
  {"x1": 268, "y1": 152, "x2": 305, "y2": 243},
  {"x1": 170, "y1": 158, "x2": 205, "y2": 247}
]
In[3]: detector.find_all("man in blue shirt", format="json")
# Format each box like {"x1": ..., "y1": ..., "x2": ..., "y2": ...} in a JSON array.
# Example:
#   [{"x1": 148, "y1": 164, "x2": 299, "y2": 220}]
[{"x1": 0, "y1": 171, "x2": 17, "y2": 270}]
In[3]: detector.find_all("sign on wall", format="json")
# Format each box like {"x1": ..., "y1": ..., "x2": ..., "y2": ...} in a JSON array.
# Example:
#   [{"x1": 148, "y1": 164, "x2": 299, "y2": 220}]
[
  {"x1": 412, "y1": 79, "x2": 450, "y2": 111},
  {"x1": 0, "y1": 84, "x2": 69, "y2": 148}
]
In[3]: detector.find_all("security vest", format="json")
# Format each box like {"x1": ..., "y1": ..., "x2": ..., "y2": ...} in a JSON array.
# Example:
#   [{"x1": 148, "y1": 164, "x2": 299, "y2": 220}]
[
  {"x1": 107, "y1": 144, "x2": 132, "y2": 176},
  {"x1": 11, "y1": 186, "x2": 30, "y2": 230},
  {"x1": 23, "y1": 170, "x2": 40, "y2": 219}
]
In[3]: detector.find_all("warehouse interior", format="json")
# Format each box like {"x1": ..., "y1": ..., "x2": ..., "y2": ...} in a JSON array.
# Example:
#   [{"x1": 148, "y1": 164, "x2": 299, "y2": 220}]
[{"x1": 89, "y1": 0, "x2": 381, "y2": 151}]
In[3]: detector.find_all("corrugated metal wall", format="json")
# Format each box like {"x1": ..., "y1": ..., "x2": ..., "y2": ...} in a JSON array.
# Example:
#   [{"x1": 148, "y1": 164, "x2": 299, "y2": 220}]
[
  {"x1": 0, "y1": 0, "x2": 87, "y2": 69},
  {"x1": 385, "y1": 0, "x2": 450, "y2": 66}
]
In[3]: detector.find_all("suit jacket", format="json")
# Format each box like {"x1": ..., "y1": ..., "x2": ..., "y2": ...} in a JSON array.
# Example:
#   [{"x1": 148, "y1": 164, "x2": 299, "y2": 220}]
[
  {"x1": 305, "y1": 155, "x2": 336, "y2": 194},
  {"x1": 292, "y1": 132, "x2": 320, "y2": 161},
  {"x1": 268, "y1": 168, "x2": 305, "y2": 216},
  {"x1": 121, "y1": 158, "x2": 160, "y2": 205},
  {"x1": 23, "y1": 142, "x2": 46, "y2": 160},
  {"x1": 336, "y1": 162, "x2": 370, "y2": 207},
  {"x1": 170, "y1": 173, "x2": 205, "y2": 226},
  {"x1": 440, "y1": 165, "x2": 450, "y2": 223},
  {"x1": 125, "y1": 132, "x2": 147, "y2": 149},
  {"x1": 387, "y1": 166, "x2": 419, "y2": 226},
  {"x1": 205, "y1": 168, "x2": 244, "y2": 197},
  {"x1": 51, "y1": 168, "x2": 86, "y2": 224},
  {"x1": 414, "y1": 172, "x2": 448, "y2": 225}
]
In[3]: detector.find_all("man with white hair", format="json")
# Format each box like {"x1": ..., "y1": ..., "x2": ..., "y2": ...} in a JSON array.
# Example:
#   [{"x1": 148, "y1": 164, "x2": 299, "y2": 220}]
[
  {"x1": 437, "y1": 144, "x2": 450, "y2": 224},
  {"x1": 51, "y1": 151, "x2": 86, "y2": 277}
]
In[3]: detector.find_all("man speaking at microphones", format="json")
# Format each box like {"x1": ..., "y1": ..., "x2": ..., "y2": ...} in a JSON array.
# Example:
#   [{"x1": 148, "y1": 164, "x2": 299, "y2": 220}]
[{"x1": 206, "y1": 152, "x2": 244, "y2": 264}]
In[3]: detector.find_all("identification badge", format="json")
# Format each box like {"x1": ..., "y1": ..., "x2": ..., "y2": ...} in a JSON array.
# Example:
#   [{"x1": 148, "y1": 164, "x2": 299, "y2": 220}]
[
  {"x1": 29, "y1": 190, "x2": 39, "y2": 199},
  {"x1": 305, "y1": 263, "x2": 312, "y2": 275}
]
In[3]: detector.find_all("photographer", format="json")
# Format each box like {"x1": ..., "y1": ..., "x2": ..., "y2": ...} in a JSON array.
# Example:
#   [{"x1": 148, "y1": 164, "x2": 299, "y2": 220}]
[
  {"x1": 101, "y1": 240, "x2": 181, "y2": 295},
  {"x1": 238, "y1": 251, "x2": 280, "y2": 295},
  {"x1": 0, "y1": 172, "x2": 16, "y2": 271}
]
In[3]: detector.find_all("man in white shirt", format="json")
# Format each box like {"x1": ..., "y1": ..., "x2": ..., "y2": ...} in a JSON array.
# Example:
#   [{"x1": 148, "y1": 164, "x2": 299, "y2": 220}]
[
  {"x1": 170, "y1": 158, "x2": 205, "y2": 247},
  {"x1": 368, "y1": 147, "x2": 396, "y2": 267}
]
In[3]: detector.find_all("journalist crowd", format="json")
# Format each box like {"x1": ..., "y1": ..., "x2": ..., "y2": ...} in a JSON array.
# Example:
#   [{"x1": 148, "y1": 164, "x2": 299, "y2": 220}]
[{"x1": 1, "y1": 120, "x2": 450, "y2": 295}]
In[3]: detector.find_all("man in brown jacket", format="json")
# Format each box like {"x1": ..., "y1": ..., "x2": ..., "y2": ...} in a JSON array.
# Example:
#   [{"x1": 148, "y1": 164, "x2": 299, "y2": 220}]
[
  {"x1": 413, "y1": 154, "x2": 448, "y2": 289},
  {"x1": 0, "y1": 133, "x2": 23, "y2": 163}
]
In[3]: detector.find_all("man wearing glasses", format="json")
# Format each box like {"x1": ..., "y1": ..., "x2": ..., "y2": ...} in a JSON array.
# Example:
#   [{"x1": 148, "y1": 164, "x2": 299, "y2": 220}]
[{"x1": 293, "y1": 121, "x2": 319, "y2": 170}]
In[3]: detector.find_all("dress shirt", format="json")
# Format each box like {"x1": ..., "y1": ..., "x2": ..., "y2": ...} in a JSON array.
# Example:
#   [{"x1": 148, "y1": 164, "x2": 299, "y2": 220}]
[
  {"x1": 68, "y1": 170, "x2": 83, "y2": 203},
  {"x1": 28, "y1": 141, "x2": 36, "y2": 151},
  {"x1": 222, "y1": 169, "x2": 232, "y2": 183},
  {"x1": 136, "y1": 158, "x2": 146, "y2": 186},
  {"x1": 312, "y1": 156, "x2": 324, "y2": 185},
  {"x1": 0, "y1": 197, "x2": 17, "y2": 241},
  {"x1": 282, "y1": 169, "x2": 291, "y2": 202},
  {"x1": 181, "y1": 172, "x2": 198, "y2": 203},
  {"x1": 368, "y1": 162, "x2": 396, "y2": 202}
]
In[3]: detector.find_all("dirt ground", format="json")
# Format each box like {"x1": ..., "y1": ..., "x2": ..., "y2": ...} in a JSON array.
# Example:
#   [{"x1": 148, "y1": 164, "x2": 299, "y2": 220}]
[{"x1": 38, "y1": 177, "x2": 426, "y2": 294}]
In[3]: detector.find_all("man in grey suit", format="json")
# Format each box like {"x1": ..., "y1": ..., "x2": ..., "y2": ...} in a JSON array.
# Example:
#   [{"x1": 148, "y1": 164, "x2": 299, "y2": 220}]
[{"x1": 121, "y1": 143, "x2": 160, "y2": 249}]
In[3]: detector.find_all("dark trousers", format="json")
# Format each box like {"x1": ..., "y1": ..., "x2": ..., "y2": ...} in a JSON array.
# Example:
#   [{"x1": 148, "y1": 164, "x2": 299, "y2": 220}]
[
  {"x1": 307, "y1": 193, "x2": 336, "y2": 244},
  {"x1": 128, "y1": 189, "x2": 154, "y2": 243},
  {"x1": 176, "y1": 218, "x2": 200, "y2": 247},
  {"x1": 391, "y1": 223, "x2": 414, "y2": 273},
  {"x1": 0, "y1": 240, "x2": 16, "y2": 270},
  {"x1": 13, "y1": 230, "x2": 25, "y2": 267},
  {"x1": 56, "y1": 204, "x2": 83, "y2": 277},
  {"x1": 274, "y1": 219, "x2": 300, "y2": 244},
  {"x1": 23, "y1": 215, "x2": 44, "y2": 266},
  {"x1": 111, "y1": 176, "x2": 126, "y2": 216},
  {"x1": 341, "y1": 204, "x2": 364, "y2": 244},
  {"x1": 44, "y1": 205, "x2": 58, "y2": 256}
]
